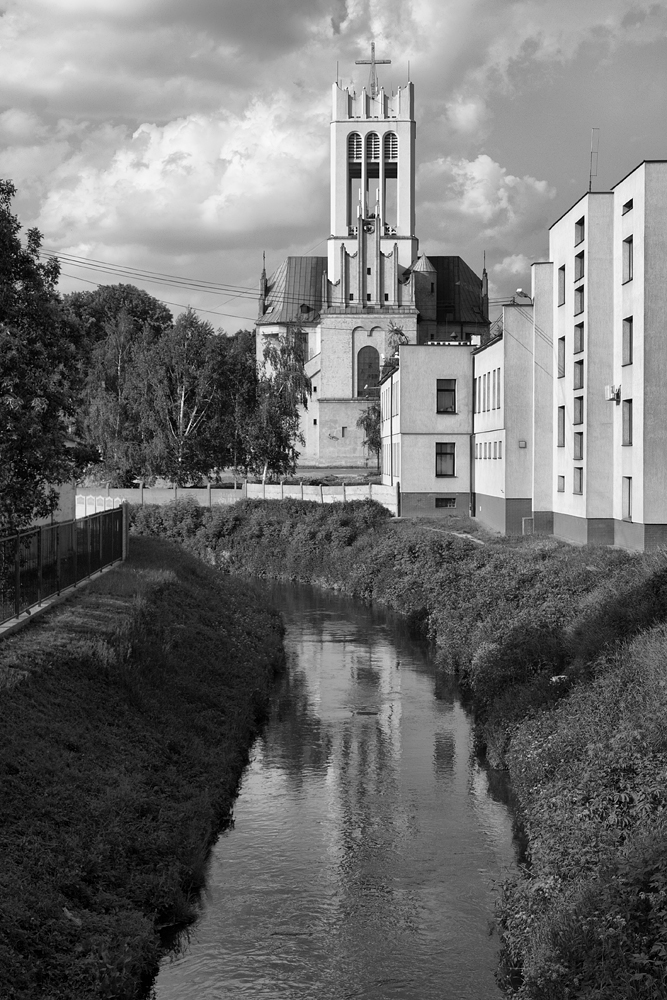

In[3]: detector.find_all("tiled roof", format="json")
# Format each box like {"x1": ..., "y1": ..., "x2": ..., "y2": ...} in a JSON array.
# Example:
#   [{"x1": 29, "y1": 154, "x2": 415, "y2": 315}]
[{"x1": 257, "y1": 256, "x2": 327, "y2": 326}]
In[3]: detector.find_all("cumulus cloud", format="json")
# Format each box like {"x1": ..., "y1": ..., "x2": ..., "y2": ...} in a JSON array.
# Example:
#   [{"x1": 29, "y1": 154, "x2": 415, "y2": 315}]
[{"x1": 1, "y1": 0, "x2": 665, "y2": 320}]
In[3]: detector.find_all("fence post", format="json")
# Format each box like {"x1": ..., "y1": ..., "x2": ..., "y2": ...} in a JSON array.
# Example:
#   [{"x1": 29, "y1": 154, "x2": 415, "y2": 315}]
[
  {"x1": 369, "y1": 483, "x2": 373, "y2": 501},
  {"x1": 281, "y1": 481, "x2": 284, "y2": 500},
  {"x1": 140, "y1": 481, "x2": 144, "y2": 506},
  {"x1": 56, "y1": 524, "x2": 61, "y2": 594},
  {"x1": 99, "y1": 512, "x2": 104, "y2": 569},
  {"x1": 396, "y1": 480, "x2": 401, "y2": 517},
  {"x1": 87, "y1": 516, "x2": 92, "y2": 578},
  {"x1": 320, "y1": 484, "x2": 324, "y2": 504},
  {"x1": 14, "y1": 533, "x2": 20, "y2": 618},
  {"x1": 122, "y1": 503, "x2": 129, "y2": 561},
  {"x1": 174, "y1": 484, "x2": 178, "y2": 501},
  {"x1": 73, "y1": 520, "x2": 78, "y2": 586},
  {"x1": 37, "y1": 528, "x2": 43, "y2": 606},
  {"x1": 342, "y1": 482, "x2": 346, "y2": 503},
  {"x1": 301, "y1": 482, "x2": 304, "y2": 500},
  {"x1": 207, "y1": 483, "x2": 212, "y2": 508}
]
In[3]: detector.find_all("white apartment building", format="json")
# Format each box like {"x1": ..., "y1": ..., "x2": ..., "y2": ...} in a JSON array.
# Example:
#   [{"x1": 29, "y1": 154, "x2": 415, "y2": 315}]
[
  {"x1": 380, "y1": 343, "x2": 475, "y2": 517},
  {"x1": 472, "y1": 305, "x2": 534, "y2": 535}
]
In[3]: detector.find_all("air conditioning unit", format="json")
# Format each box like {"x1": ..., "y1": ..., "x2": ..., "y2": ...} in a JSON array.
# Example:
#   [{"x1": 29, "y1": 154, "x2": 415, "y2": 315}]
[{"x1": 604, "y1": 385, "x2": 617, "y2": 401}]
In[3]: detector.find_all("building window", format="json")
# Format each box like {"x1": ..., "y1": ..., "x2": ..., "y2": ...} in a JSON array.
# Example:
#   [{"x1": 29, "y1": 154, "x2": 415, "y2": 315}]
[
  {"x1": 574, "y1": 431, "x2": 583, "y2": 460},
  {"x1": 557, "y1": 475, "x2": 565, "y2": 492},
  {"x1": 357, "y1": 345, "x2": 380, "y2": 398},
  {"x1": 384, "y1": 293, "x2": 389, "y2": 301},
  {"x1": 367, "y1": 267, "x2": 371, "y2": 275},
  {"x1": 348, "y1": 132, "x2": 362, "y2": 160},
  {"x1": 483, "y1": 442, "x2": 487, "y2": 459},
  {"x1": 623, "y1": 236, "x2": 634, "y2": 283},
  {"x1": 492, "y1": 369, "x2": 496, "y2": 409},
  {"x1": 384, "y1": 132, "x2": 398, "y2": 160},
  {"x1": 622, "y1": 199, "x2": 633, "y2": 216},
  {"x1": 435, "y1": 497, "x2": 456, "y2": 509},
  {"x1": 557, "y1": 406, "x2": 565, "y2": 446},
  {"x1": 341, "y1": 426, "x2": 347, "y2": 438},
  {"x1": 574, "y1": 285, "x2": 584, "y2": 315},
  {"x1": 622, "y1": 316, "x2": 633, "y2": 366},
  {"x1": 497, "y1": 368, "x2": 501, "y2": 409},
  {"x1": 482, "y1": 373, "x2": 487, "y2": 411},
  {"x1": 349, "y1": 293, "x2": 354, "y2": 300},
  {"x1": 493, "y1": 441, "x2": 497, "y2": 459},
  {"x1": 623, "y1": 399, "x2": 633, "y2": 446},
  {"x1": 366, "y1": 293, "x2": 371, "y2": 301},
  {"x1": 557, "y1": 337, "x2": 565, "y2": 378},
  {"x1": 558, "y1": 265, "x2": 566, "y2": 306},
  {"x1": 313, "y1": 419, "x2": 317, "y2": 425},
  {"x1": 574, "y1": 359, "x2": 584, "y2": 389},
  {"x1": 574, "y1": 323, "x2": 584, "y2": 354},
  {"x1": 473, "y1": 378, "x2": 477, "y2": 413},
  {"x1": 573, "y1": 467, "x2": 583, "y2": 494},
  {"x1": 575, "y1": 251, "x2": 585, "y2": 281},
  {"x1": 574, "y1": 396, "x2": 584, "y2": 425},
  {"x1": 575, "y1": 216, "x2": 585, "y2": 245},
  {"x1": 498, "y1": 441, "x2": 503, "y2": 460},
  {"x1": 622, "y1": 477, "x2": 632, "y2": 520},
  {"x1": 435, "y1": 442, "x2": 455, "y2": 477},
  {"x1": 436, "y1": 378, "x2": 456, "y2": 413}
]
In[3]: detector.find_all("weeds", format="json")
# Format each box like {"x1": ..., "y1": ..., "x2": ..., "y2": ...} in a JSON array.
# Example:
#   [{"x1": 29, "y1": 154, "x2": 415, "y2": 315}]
[{"x1": 0, "y1": 536, "x2": 284, "y2": 1000}]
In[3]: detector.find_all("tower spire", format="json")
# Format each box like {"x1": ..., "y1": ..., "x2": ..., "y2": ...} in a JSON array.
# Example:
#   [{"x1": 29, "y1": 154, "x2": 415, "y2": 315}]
[{"x1": 355, "y1": 41, "x2": 391, "y2": 99}]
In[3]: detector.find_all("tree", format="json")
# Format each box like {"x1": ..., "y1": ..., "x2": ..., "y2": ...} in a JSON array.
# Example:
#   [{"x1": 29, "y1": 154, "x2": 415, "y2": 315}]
[
  {"x1": 356, "y1": 400, "x2": 381, "y2": 471},
  {"x1": 133, "y1": 309, "x2": 231, "y2": 485},
  {"x1": 246, "y1": 330, "x2": 312, "y2": 481},
  {"x1": 64, "y1": 284, "x2": 174, "y2": 485},
  {"x1": 0, "y1": 180, "x2": 88, "y2": 531}
]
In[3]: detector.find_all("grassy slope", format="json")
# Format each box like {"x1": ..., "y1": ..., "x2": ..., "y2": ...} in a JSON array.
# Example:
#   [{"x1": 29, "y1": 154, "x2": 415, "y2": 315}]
[
  {"x1": 130, "y1": 499, "x2": 667, "y2": 998},
  {"x1": 0, "y1": 536, "x2": 284, "y2": 1000}
]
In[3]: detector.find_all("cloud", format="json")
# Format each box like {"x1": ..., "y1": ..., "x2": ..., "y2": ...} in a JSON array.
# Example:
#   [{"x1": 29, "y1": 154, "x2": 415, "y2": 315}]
[{"x1": 34, "y1": 94, "x2": 329, "y2": 255}]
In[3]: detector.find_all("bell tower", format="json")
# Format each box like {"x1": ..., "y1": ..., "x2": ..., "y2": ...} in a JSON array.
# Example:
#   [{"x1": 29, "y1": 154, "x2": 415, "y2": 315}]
[{"x1": 328, "y1": 47, "x2": 418, "y2": 286}]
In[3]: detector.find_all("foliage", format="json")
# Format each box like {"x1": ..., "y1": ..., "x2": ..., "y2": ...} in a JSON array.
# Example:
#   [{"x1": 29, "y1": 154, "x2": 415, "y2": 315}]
[
  {"x1": 63, "y1": 283, "x2": 172, "y2": 352},
  {"x1": 0, "y1": 179, "x2": 89, "y2": 530},
  {"x1": 246, "y1": 331, "x2": 311, "y2": 480},
  {"x1": 497, "y1": 621, "x2": 667, "y2": 997},
  {"x1": 356, "y1": 400, "x2": 381, "y2": 470},
  {"x1": 0, "y1": 536, "x2": 284, "y2": 999},
  {"x1": 133, "y1": 309, "x2": 233, "y2": 485}
]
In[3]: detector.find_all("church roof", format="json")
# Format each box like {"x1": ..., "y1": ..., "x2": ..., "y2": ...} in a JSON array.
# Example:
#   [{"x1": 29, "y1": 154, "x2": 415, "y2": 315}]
[
  {"x1": 257, "y1": 256, "x2": 327, "y2": 326},
  {"x1": 411, "y1": 254, "x2": 437, "y2": 273},
  {"x1": 427, "y1": 256, "x2": 488, "y2": 325}
]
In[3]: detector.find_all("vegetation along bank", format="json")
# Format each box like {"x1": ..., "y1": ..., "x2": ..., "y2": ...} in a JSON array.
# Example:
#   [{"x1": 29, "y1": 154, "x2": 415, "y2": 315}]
[
  {"x1": 132, "y1": 497, "x2": 667, "y2": 999},
  {"x1": 0, "y1": 536, "x2": 284, "y2": 1000}
]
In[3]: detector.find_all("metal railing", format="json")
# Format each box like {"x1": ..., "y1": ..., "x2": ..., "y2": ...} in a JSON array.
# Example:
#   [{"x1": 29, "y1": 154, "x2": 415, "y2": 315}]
[{"x1": 0, "y1": 507, "x2": 125, "y2": 627}]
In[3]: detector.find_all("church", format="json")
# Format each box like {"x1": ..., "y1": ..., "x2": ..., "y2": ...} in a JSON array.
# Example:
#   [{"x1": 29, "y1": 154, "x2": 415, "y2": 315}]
[{"x1": 255, "y1": 50, "x2": 489, "y2": 468}]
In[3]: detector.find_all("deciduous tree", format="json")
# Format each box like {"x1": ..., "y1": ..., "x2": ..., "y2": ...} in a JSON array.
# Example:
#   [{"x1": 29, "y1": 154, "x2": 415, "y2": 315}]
[{"x1": 0, "y1": 180, "x2": 88, "y2": 530}]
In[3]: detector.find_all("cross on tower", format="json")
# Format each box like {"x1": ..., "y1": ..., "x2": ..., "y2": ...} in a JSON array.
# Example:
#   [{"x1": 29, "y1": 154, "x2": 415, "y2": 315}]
[{"x1": 355, "y1": 42, "x2": 391, "y2": 99}]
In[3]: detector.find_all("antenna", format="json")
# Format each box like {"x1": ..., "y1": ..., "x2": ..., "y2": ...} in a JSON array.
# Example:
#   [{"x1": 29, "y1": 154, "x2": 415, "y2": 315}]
[{"x1": 589, "y1": 128, "x2": 600, "y2": 192}]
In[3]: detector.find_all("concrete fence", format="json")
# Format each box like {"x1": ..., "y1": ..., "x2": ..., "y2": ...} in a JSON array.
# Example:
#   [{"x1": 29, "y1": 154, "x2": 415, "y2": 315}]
[{"x1": 76, "y1": 481, "x2": 400, "y2": 517}]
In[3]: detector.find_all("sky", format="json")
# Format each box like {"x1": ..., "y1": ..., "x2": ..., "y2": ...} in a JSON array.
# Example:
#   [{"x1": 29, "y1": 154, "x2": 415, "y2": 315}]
[{"x1": 1, "y1": 0, "x2": 666, "y2": 329}]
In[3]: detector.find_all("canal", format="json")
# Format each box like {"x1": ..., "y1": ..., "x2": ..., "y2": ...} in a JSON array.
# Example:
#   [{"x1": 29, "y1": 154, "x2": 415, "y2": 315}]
[{"x1": 154, "y1": 583, "x2": 517, "y2": 999}]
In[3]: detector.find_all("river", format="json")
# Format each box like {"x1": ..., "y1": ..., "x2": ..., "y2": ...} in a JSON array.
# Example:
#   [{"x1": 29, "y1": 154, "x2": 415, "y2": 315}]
[{"x1": 153, "y1": 583, "x2": 517, "y2": 999}]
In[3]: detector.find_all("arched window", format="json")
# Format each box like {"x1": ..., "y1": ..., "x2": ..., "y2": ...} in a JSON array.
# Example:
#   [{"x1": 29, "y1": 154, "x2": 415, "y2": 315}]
[
  {"x1": 357, "y1": 345, "x2": 380, "y2": 398},
  {"x1": 384, "y1": 132, "x2": 398, "y2": 160},
  {"x1": 366, "y1": 133, "x2": 380, "y2": 161},
  {"x1": 348, "y1": 133, "x2": 362, "y2": 160}
]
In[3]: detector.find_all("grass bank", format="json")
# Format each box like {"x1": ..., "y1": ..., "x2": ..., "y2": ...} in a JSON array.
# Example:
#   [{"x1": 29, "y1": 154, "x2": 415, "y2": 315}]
[
  {"x1": 131, "y1": 498, "x2": 667, "y2": 997},
  {"x1": 0, "y1": 535, "x2": 284, "y2": 1000}
]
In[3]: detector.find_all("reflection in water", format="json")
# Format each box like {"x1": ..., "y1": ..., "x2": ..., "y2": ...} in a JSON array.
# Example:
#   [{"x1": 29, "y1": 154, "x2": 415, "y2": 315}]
[{"x1": 154, "y1": 584, "x2": 517, "y2": 999}]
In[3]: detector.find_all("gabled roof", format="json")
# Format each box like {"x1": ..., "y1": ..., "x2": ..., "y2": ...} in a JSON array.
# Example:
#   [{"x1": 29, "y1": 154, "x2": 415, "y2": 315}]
[{"x1": 257, "y1": 256, "x2": 327, "y2": 326}]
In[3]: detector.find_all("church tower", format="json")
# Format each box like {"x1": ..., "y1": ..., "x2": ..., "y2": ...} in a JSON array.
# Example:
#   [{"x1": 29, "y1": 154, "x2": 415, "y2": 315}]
[
  {"x1": 256, "y1": 48, "x2": 489, "y2": 469},
  {"x1": 328, "y1": 70, "x2": 418, "y2": 288}
]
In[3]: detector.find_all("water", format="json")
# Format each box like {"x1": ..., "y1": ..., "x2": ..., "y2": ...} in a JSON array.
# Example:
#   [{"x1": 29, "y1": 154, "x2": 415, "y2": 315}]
[{"x1": 154, "y1": 584, "x2": 517, "y2": 999}]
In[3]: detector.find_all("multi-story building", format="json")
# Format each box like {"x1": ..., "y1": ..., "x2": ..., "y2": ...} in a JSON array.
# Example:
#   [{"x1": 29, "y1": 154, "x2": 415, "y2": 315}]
[
  {"x1": 472, "y1": 305, "x2": 534, "y2": 535},
  {"x1": 380, "y1": 342, "x2": 476, "y2": 516}
]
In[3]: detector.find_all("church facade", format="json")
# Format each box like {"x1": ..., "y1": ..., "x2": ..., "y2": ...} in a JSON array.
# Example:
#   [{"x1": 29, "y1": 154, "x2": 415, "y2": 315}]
[{"x1": 256, "y1": 64, "x2": 489, "y2": 467}]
